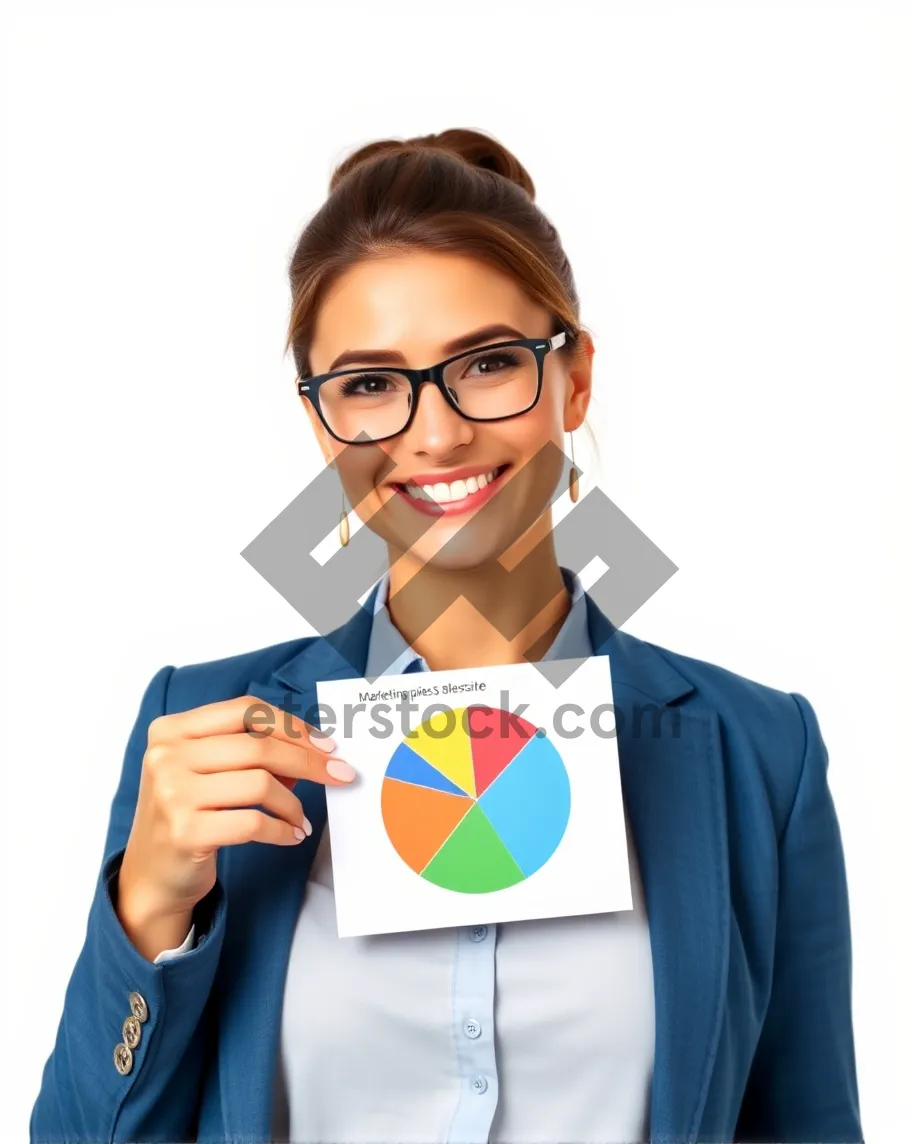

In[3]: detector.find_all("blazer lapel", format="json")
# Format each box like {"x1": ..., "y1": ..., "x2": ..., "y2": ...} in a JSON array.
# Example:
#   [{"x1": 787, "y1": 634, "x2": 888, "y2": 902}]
[
  {"x1": 216, "y1": 601, "x2": 375, "y2": 1141},
  {"x1": 587, "y1": 600, "x2": 730, "y2": 1143}
]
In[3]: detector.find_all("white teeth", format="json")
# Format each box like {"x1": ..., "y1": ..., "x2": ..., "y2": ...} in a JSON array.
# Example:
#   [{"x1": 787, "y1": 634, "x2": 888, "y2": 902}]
[{"x1": 405, "y1": 468, "x2": 500, "y2": 503}]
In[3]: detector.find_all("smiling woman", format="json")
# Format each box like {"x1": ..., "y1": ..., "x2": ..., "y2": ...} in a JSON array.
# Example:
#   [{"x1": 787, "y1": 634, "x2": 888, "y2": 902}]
[{"x1": 30, "y1": 128, "x2": 862, "y2": 1144}]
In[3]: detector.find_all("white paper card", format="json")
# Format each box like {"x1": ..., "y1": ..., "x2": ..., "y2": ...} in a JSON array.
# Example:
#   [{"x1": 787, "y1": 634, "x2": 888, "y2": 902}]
[{"x1": 318, "y1": 655, "x2": 632, "y2": 937}]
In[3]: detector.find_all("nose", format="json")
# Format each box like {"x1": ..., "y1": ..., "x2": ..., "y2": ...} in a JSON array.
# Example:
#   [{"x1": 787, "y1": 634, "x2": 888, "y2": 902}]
[{"x1": 404, "y1": 379, "x2": 474, "y2": 456}]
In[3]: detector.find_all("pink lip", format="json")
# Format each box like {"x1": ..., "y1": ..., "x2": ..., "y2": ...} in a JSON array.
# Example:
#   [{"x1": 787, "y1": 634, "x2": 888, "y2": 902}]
[{"x1": 391, "y1": 465, "x2": 510, "y2": 517}]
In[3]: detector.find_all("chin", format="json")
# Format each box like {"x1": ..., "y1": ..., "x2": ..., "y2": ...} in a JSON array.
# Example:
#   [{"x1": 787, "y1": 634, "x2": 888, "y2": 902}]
[{"x1": 404, "y1": 526, "x2": 512, "y2": 574}]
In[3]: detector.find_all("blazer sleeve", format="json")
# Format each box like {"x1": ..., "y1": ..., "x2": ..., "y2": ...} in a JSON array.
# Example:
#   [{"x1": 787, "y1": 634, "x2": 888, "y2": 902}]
[
  {"x1": 735, "y1": 691, "x2": 863, "y2": 1143},
  {"x1": 29, "y1": 665, "x2": 228, "y2": 1144}
]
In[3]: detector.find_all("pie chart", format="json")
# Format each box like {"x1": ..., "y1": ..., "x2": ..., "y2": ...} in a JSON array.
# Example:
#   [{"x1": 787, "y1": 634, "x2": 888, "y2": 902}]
[{"x1": 380, "y1": 705, "x2": 571, "y2": 893}]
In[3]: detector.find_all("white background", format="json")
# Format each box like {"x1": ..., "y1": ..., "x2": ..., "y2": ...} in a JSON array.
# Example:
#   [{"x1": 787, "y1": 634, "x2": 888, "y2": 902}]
[{"x1": 2, "y1": 1, "x2": 910, "y2": 1139}]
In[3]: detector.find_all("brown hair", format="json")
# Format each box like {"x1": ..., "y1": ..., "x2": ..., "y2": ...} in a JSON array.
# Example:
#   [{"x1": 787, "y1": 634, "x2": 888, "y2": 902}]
[{"x1": 284, "y1": 128, "x2": 587, "y2": 381}]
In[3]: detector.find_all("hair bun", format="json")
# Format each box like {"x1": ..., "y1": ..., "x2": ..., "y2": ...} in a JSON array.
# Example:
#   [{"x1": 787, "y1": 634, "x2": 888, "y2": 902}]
[
  {"x1": 330, "y1": 128, "x2": 535, "y2": 199},
  {"x1": 413, "y1": 129, "x2": 535, "y2": 199}
]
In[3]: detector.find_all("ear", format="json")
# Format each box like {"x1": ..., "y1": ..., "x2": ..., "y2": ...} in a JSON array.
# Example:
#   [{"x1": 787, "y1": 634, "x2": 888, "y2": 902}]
[
  {"x1": 563, "y1": 330, "x2": 594, "y2": 433},
  {"x1": 301, "y1": 396, "x2": 336, "y2": 467}
]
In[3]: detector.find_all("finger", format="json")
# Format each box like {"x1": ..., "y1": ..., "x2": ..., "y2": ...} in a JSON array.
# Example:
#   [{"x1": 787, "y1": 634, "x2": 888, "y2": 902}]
[
  {"x1": 171, "y1": 732, "x2": 356, "y2": 786},
  {"x1": 189, "y1": 807, "x2": 308, "y2": 850},
  {"x1": 190, "y1": 768, "x2": 312, "y2": 835},
  {"x1": 150, "y1": 695, "x2": 336, "y2": 754}
]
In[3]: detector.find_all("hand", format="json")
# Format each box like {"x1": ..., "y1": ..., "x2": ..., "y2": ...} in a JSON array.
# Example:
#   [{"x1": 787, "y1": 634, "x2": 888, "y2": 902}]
[{"x1": 118, "y1": 696, "x2": 354, "y2": 925}]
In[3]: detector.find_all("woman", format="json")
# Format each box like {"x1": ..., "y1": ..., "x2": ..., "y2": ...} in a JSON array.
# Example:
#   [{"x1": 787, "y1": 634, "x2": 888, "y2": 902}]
[{"x1": 30, "y1": 129, "x2": 862, "y2": 1144}]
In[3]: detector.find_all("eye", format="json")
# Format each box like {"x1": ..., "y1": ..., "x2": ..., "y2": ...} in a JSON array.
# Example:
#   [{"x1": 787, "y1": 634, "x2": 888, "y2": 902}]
[
  {"x1": 464, "y1": 350, "x2": 522, "y2": 376},
  {"x1": 337, "y1": 372, "x2": 397, "y2": 397}
]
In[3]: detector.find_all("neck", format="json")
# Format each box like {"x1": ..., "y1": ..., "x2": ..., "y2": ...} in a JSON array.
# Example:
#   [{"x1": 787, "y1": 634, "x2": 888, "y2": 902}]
[{"x1": 385, "y1": 519, "x2": 571, "y2": 672}]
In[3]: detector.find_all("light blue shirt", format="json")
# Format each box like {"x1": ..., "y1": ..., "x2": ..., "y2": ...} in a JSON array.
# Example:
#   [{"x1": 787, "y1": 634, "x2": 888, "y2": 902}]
[{"x1": 361, "y1": 568, "x2": 604, "y2": 1141}]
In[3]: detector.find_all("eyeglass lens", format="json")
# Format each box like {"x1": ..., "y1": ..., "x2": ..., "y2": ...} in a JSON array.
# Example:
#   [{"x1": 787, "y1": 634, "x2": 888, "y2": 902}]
[{"x1": 318, "y1": 344, "x2": 540, "y2": 442}]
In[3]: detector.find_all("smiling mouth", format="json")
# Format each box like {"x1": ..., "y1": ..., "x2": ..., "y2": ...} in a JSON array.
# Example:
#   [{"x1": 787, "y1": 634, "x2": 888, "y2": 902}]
[{"x1": 391, "y1": 464, "x2": 511, "y2": 516}]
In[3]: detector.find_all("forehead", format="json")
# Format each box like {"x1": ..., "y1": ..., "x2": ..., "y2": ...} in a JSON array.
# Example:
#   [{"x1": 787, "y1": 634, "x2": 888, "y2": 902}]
[{"x1": 310, "y1": 250, "x2": 549, "y2": 368}]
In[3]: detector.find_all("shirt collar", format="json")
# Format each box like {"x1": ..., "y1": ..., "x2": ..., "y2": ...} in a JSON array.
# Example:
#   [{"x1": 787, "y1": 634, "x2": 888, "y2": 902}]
[{"x1": 364, "y1": 567, "x2": 593, "y2": 679}]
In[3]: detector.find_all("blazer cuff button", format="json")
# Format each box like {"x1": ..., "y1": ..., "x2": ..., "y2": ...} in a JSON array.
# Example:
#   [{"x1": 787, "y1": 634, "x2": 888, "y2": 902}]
[
  {"x1": 128, "y1": 990, "x2": 149, "y2": 1022},
  {"x1": 123, "y1": 1014, "x2": 142, "y2": 1049},
  {"x1": 113, "y1": 1042, "x2": 133, "y2": 1075}
]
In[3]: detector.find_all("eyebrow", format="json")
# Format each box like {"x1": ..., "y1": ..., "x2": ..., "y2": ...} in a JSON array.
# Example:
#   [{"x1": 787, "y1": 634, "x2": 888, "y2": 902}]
[{"x1": 326, "y1": 323, "x2": 530, "y2": 373}]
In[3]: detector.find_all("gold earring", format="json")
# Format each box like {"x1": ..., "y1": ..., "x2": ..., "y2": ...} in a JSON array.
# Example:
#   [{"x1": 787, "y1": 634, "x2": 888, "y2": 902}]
[
  {"x1": 339, "y1": 488, "x2": 350, "y2": 547},
  {"x1": 568, "y1": 432, "x2": 580, "y2": 503}
]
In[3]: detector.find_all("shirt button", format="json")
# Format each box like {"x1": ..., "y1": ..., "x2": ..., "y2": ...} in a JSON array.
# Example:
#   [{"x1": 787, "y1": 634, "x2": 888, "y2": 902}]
[
  {"x1": 463, "y1": 1018, "x2": 481, "y2": 1039},
  {"x1": 470, "y1": 925, "x2": 488, "y2": 942},
  {"x1": 472, "y1": 1075, "x2": 489, "y2": 1094},
  {"x1": 113, "y1": 1042, "x2": 133, "y2": 1075}
]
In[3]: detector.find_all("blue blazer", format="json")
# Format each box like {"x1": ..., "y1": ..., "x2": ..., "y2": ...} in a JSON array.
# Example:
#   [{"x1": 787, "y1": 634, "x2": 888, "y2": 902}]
[{"x1": 31, "y1": 589, "x2": 862, "y2": 1144}]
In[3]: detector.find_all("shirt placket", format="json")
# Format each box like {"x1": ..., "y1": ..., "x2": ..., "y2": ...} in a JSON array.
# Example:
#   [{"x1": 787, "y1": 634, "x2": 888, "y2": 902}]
[{"x1": 445, "y1": 922, "x2": 499, "y2": 1143}]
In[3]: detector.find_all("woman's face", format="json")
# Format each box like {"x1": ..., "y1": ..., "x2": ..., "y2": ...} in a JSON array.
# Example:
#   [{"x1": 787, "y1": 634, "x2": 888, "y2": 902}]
[{"x1": 303, "y1": 250, "x2": 592, "y2": 572}]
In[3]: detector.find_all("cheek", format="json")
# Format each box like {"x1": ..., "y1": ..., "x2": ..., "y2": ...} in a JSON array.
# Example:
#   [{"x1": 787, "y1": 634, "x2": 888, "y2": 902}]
[
  {"x1": 502, "y1": 400, "x2": 564, "y2": 456},
  {"x1": 334, "y1": 442, "x2": 399, "y2": 505}
]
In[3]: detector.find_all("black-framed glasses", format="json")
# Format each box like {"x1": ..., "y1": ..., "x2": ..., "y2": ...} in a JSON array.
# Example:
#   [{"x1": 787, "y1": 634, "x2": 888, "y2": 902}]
[{"x1": 296, "y1": 331, "x2": 568, "y2": 445}]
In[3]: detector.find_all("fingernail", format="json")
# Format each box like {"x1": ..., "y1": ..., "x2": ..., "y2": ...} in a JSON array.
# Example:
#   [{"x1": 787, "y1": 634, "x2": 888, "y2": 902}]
[
  {"x1": 293, "y1": 827, "x2": 305, "y2": 841},
  {"x1": 293, "y1": 817, "x2": 313, "y2": 841},
  {"x1": 309, "y1": 729, "x2": 337, "y2": 754},
  {"x1": 326, "y1": 758, "x2": 356, "y2": 783}
]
